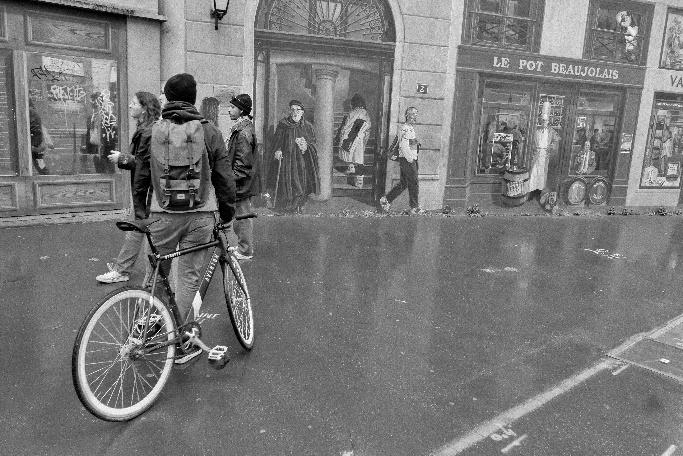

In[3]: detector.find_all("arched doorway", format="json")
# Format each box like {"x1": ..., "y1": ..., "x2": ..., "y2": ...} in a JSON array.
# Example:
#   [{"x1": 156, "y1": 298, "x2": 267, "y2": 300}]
[{"x1": 254, "y1": 0, "x2": 396, "y2": 205}]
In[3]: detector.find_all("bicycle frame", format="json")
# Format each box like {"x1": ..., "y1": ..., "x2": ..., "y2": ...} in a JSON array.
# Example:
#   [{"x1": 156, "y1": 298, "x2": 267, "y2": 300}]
[{"x1": 135, "y1": 217, "x2": 233, "y2": 353}]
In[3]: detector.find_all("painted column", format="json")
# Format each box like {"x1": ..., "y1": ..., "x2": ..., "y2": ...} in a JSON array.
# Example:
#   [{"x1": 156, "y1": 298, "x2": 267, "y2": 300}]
[
  {"x1": 378, "y1": 61, "x2": 392, "y2": 197},
  {"x1": 254, "y1": 51, "x2": 267, "y2": 144},
  {"x1": 312, "y1": 65, "x2": 339, "y2": 201},
  {"x1": 159, "y1": 0, "x2": 185, "y2": 88}
]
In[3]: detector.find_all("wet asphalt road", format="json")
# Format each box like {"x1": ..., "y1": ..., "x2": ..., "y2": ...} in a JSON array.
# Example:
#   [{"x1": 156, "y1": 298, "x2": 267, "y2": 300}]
[{"x1": 1, "y1": 214, "x2": 683, "y2": 455}]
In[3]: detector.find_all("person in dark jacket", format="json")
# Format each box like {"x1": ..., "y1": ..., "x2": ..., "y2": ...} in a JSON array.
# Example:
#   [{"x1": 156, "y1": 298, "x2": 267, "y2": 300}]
[
  {"x1": 132, "y1": 73, "x2": 236, "y2": 364},
  {"x1": 226, "y1": 93, "x2": 257, "y2": 260},
  {"x1": 96, "y1": 91, "x2": 160, "y2": 283}
]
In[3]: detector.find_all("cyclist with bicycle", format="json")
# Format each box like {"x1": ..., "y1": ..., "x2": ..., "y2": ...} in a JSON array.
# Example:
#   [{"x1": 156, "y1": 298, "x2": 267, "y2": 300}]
[{"x1": 132, "y1": 73, "x2": 236, "y2": 364}]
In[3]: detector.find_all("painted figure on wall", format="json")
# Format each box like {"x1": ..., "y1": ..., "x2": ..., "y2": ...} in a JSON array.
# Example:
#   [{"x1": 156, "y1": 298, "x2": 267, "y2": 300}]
[
  {"x1": 662, "y1": 14, "x2": 683, "y2": 70},
  {"x1": 528, "y1": 102, "x2": 560, "y2": 198},
  {"x1": 616, "y1": 10, "x2": 639, "y2": 63},
  {"x1": 264, "y1": 100, "x2": 320, "y2": 213},
  {"x1": 660, "y1": 115, "x2": 674, "y2": 174},
  {"x1": 336, "y1": 93, "x2": 371, "y2": 175}
]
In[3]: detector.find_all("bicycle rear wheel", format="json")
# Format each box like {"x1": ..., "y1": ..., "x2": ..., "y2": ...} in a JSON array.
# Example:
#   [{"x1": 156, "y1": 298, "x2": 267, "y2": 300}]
[
  {"x1": 222, "y1": 254, "x2": 254, "y2": 350},
  {"x1": 72, "y1": 287, "x2": 176, "y2": 421}
]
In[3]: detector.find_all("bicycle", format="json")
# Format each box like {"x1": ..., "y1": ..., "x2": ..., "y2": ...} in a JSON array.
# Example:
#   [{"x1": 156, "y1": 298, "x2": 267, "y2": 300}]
[{"x1": 71, "y1": 212, "x2": 256, "y2": 421}]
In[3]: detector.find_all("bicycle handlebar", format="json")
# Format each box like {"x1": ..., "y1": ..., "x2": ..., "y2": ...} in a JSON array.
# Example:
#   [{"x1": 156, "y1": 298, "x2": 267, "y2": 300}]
[{"x1": 216, "y1": 212, "x2": 257, "y2": 231}]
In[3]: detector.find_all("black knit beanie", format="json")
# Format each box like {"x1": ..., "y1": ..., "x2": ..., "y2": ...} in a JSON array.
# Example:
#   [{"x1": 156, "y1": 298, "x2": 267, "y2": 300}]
[
  {"x1": 163, "y1": 73, "x2": 197, "y2": 104},
  {"x1": 230, "y1": 94, "x2": 252, "y2": 115}
]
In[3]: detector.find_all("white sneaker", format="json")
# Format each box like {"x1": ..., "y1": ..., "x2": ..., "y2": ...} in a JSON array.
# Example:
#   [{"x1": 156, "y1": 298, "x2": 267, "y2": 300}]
[
  {"x1": 96, "y1": 263, "x2": 129, "y2": 283},
  {"x1": 228, "y1": 246, "x2": 253, "y2": 260}
]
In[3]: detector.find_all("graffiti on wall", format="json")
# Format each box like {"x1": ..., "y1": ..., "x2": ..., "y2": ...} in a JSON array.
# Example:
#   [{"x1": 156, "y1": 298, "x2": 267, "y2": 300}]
[{"x1": 92, "y1": 90, "x2": 117, "y2": 142}]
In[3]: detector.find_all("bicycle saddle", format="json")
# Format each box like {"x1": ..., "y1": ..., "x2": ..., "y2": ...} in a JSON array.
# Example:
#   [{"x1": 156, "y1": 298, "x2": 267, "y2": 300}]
[{"x1": 116, "y1": 221, "x2": 149, "y2": 233}]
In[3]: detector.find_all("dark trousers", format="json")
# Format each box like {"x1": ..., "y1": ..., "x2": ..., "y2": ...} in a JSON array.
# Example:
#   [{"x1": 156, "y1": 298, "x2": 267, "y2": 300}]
[{"x1": 386, "y1": 157, "x2": 419, "y2": 208}]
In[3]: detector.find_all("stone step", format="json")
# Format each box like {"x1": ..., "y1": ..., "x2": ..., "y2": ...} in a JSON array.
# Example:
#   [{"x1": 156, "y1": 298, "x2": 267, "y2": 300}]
[{"x1": 332, "y1": 173, "x2": 374, "y2": 189}]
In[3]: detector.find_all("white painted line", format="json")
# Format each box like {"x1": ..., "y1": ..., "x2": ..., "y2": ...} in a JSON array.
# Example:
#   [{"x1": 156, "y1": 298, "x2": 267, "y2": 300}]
[
  {"x1": 662, "y1": 444, "x2": 677, "y2": 456},
  {"x1": 650, "y1": 313, "x2": 683, "y2": 339},
  {"x1": 500, "y1": 434, "x2": 527, "y2": 454},
  {"x1": 433, "y1": 359, "x2": 616, "y2": 456},
  {"x1": 611, "y1": 364, "x2": 630, "y2": 376}
]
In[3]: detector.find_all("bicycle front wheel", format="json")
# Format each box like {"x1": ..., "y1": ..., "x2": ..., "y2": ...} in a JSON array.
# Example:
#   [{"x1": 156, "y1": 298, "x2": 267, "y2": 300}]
[
  {"x1": 72, "y1": 287, "x2": 176, "y2": 421},
  {"x1": 222, "y1": 254, "x2": 254, "y2": 350}
]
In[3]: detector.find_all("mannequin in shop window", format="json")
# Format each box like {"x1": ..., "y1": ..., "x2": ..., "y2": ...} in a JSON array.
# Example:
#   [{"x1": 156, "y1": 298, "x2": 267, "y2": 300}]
[{"x1": 528, "y1": 101, "x2": 560, "y2": 202}]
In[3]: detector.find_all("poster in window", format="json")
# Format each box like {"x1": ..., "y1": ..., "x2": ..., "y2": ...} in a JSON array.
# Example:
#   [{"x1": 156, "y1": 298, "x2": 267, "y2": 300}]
[
  {"x1": 661, "y1": 10, "x2": 683, "y2": 70},
  {"x1": 640, "y1": 99, "x2": 683, "y2": 188}
]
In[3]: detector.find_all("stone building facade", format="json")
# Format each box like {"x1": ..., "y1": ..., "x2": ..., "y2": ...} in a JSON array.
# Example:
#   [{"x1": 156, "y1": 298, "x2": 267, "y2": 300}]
[{"x1": 3, "y1": 0, "x2": 683, "y2": 221}]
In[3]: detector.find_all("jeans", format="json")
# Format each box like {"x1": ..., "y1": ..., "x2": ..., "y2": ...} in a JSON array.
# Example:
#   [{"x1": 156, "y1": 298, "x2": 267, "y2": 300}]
[
  {"x1": 385, "y1": 157, "x2": 419, "y2": 209},
  {"x1": 146, "y1": 212, "x2": 214, "y2": 323},
  {"x1": 114, "y1": 230, "x2": 145, "y2": 275},
  {"x1": 234, "y1": 197, "x2": 254, "y2": 256}
]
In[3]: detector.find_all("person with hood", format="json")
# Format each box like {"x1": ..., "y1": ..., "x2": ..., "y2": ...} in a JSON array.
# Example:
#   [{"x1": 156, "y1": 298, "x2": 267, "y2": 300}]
[
  {"x1": 264, "y1": 100, "x2": 320, "y2": 213},
  {"x1": 132, "y1": 73, "x2": 236, "y2": 364},
  {"x1": 226, "y1": 93, "x2": 257, "y2": 260}
]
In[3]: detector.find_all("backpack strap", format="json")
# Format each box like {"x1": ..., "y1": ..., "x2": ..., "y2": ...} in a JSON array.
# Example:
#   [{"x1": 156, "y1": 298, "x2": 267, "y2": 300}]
[
  {"x1": 186, "y1": 122, "x2": 197, "y2": 208},
  {"x1": 163, "y1": 121, "x2": 172, "y2": 206}
]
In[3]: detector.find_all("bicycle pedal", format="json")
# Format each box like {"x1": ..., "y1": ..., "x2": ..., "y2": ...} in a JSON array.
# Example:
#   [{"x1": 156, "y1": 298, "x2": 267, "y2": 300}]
[{"x1": 207, "y1": 345, "x2": 230, "y2": 369}]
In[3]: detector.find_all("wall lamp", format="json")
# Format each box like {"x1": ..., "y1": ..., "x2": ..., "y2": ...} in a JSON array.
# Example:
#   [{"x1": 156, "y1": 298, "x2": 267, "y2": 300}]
[{"x1": 211, "y1": 0, "x2": 230, "y2": 30}]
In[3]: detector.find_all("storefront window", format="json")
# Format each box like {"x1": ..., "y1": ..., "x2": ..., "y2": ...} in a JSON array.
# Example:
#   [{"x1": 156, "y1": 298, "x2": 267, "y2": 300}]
[
  {"x1": 477, "y1": 81, "x2": 532, "y2": 174},
  {"x1": 0, "y1": 50, "x2": 17, "y2": 176},
  {"x1": 27, "y1": 53, "x2": 119, "y2": 176},
  {"x1": 586, "y1": 0, "x2": 651, "y2": 65},
  {"x1": 640, "y1": 94, "x2": 683, "y2": 189},
  {"x1": 567, "y1": 92, "x2": 619, "y2": 177},
  {"x1": 464, "y1": 0, "x2": 543, "y2": 51}
]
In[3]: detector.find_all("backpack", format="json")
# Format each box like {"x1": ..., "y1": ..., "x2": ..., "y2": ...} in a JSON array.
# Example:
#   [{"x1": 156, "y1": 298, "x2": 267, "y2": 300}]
[{"x1": 149, "y1": 119, "x2": 211, "y2": 211}]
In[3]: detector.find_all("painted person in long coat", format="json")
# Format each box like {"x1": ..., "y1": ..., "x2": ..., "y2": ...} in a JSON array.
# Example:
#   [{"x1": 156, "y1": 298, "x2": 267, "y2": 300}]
[{"x1": 265, "y1": 100, "x2": 320, "y2": 213}]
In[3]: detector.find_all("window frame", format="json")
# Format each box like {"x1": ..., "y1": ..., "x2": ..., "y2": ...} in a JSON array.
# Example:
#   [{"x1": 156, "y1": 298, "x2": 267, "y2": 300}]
[
  {"x1": 475, "y1": 77, "x2": 535, "y2": 175},
  {"x1": 462, "y1": 0, "x2": 546, "y2": 53},
  {"x1": 583, "y1": 0, "x2": 653, "y2": 66}
]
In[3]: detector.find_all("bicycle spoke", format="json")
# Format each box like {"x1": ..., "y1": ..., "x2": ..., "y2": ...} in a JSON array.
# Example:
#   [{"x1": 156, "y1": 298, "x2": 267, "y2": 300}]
[{"x1": 74, "y1": 287, "x2": 180, "y2": 420}]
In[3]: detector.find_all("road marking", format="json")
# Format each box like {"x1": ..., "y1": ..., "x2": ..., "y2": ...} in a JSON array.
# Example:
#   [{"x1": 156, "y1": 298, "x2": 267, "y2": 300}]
[
  {"x1": 434, "y1": 314, "x2": 683, "y2": 456},
  {"x1": 433, "y1": 359, "x2": 615, "y2": 456},
  {"x1": 662, "y1": 444, "x2": 677, "y2": 456},
  {"x1": 501, "y1": 434, "x2": 527, "y2": 454},
  {"x1": 611, "y1": 364, "x2": 630, "y2": 376}
]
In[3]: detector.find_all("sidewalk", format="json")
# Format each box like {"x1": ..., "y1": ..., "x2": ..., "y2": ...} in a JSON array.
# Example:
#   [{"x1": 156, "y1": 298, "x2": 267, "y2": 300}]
[{"x1": 1, "y1": 194, "x2": 682, "y2": 228}]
